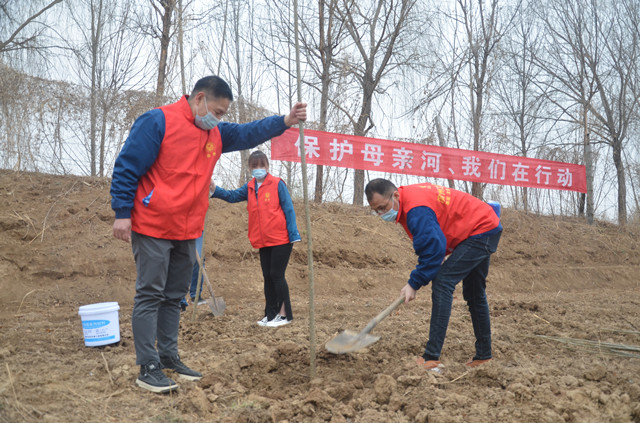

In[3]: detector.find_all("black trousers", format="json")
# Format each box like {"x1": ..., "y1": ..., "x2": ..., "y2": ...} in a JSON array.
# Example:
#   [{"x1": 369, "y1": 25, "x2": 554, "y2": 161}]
[{"x1": 259, "y1": 243, "x2": 293, "y2": 320}]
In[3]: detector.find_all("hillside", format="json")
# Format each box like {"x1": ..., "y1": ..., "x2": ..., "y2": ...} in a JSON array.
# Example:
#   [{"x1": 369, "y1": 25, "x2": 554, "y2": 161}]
[{"x1": 0, "y1": 169, "x2": 639, "y2": 423}]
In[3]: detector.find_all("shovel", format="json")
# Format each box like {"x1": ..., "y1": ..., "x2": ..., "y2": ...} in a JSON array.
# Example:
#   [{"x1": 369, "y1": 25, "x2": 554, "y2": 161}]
[
  {"x1": 192, "y1": 251, "x2": 226, "y2": 317},
  {"x1": 325, "y1": 295, "x2": 405, "y2": 354}
]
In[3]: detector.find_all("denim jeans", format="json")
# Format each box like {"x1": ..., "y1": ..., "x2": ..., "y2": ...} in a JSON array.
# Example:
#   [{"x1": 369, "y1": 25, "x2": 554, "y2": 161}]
[
  {"x1": 189, "y1": 233, "x2": 205, "y2": 300},
  {"x1": 423, "y1": 230, "x2": 502, "y2": 361},
  {"x1": 180, "y1": 233, "x2": 204, "y2": 307}
]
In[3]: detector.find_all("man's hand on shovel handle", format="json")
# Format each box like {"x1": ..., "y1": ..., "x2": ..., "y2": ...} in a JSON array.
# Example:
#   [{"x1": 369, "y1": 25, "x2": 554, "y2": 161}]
[{"x1": 401, "y1": 283, "x2": 416, "y2": 304}]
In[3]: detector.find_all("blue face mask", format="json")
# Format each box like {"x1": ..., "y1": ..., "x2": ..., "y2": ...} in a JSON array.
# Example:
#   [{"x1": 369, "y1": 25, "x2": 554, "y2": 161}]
[
  {"x1": 380, "y1": 198, "x2": 398, "y2": 222},
  {"x1": 194, "y1": 96, "x2": 220, "y2": 130},
  {"x1": 252, "y1": 168, "x2": 267, "y2": 180}
]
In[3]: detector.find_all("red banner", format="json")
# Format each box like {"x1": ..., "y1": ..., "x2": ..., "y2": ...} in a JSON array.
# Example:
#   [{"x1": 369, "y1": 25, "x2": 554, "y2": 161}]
[{"x1": 272, "y1": 128, "x2": 587, "y2": 193}]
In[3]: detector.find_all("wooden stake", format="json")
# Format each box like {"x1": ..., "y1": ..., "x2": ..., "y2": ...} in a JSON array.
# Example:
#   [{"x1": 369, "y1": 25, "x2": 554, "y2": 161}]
[{"x1": 293, "y1": 0, "x2": 316, "y2": 379}]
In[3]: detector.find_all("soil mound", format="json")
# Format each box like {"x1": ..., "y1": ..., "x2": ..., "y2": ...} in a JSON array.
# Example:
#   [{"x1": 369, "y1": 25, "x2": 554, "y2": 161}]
[{"x1": 1, "y1": 170, "x2": 639, "y2": 422}]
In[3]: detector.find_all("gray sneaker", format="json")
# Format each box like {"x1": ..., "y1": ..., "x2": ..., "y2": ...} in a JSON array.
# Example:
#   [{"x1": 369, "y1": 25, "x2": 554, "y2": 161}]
[
  {"x1": 160, "y1": 354, "x2": 202, "y2": 381},
  {"x1": 136, "y1": 362, "x2": 178, "y2": 394}
]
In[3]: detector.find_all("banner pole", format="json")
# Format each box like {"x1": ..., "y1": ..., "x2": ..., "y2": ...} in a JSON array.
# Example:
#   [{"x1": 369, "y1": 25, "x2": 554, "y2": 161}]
[{"x1": 292, "y1": 0, "x2": 316, "y2": 378}]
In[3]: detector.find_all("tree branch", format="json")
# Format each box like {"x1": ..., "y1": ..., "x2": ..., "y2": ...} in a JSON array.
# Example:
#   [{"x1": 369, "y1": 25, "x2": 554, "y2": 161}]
[{"x1": 0, "y1": 0, "x2": 63, "y2": 53}]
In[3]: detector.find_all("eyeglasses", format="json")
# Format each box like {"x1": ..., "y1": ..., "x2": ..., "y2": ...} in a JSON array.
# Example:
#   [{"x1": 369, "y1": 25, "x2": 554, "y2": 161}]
[{"x1": 370, "y1": 194, "x2": 394, "y2": 216}]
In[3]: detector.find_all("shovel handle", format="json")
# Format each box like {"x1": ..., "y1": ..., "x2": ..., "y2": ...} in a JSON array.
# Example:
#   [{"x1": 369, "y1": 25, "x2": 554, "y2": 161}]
[
  {"x1": 359, "y1": 295, "x2": 405, "y2": 336},
  {"x1": 195, "y1": 251, "x2": 216, "y2": 297}
]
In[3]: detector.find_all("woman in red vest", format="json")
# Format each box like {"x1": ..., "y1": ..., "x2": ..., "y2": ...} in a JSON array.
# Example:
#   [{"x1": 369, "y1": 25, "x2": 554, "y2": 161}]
[{"x1": 212, "y1": 150, "x2": 300, "y2": 327}]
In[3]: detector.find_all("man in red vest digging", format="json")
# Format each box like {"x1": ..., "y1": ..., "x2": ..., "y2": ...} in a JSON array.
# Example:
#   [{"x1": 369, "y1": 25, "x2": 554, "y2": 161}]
[{"x1": 365, "y1": 178, "x2": 502, "y2": 373}]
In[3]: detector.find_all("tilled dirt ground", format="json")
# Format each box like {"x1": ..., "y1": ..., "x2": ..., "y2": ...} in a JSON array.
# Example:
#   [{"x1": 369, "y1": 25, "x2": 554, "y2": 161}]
[{"x1": 1, "y1": 170, "x2": 639, "y2": 423}]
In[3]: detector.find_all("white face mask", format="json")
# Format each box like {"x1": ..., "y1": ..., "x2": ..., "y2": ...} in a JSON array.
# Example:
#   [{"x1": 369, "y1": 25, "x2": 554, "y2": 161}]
[{"x1": 194, "y1": 96, "x2": 220, "y2": 130}]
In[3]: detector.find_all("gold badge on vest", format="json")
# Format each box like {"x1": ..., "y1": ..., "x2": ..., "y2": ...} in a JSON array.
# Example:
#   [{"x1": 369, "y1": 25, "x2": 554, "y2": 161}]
[{"x1": 205, "y1": 142, "x2": 216, "y2": 158}]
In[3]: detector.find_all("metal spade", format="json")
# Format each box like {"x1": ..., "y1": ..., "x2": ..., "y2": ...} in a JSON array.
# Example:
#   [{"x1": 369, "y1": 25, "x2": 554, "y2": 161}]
[
  {"x1": 325, "y1": 295, "x2": 405, "y2": 354},
  {"x1": 194, "y1": 251, "x2": 226, "y2": 317}
]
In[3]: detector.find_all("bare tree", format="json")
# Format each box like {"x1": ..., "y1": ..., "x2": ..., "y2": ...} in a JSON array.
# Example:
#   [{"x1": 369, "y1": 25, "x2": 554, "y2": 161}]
[
  {"x1": 66, "y1": 0, "x2": 152, "y2": 176},
  {"x1": 407, "y1": 7, "x2": 465, "y2": 190},
  {"x1": 336, "y1": 0, "x2": 419, "y2": 206},
  {"x1": 131, "y1": 0, "x2": 177, "y2": 100},
  {"x1": 292, "y1": 0, "x2": 347, "y2": 202},
  {"x1": 231, "y1": 0, "x2": 251, "y2": 183},
  {"x1": 153, "y1": 0, "x2": 176, "y2": 98},
  {"x1": 222, "y1": 0, "x2": 268, "y2": 184},
  {"x1": 458, "y1": 0, "x2": 520, "y2": 199},
  {"x1": 164, "y1": 0, "x2": 209, "y2": 98},
  {"x1": 256, "y1": 0, "x2": 298, "y2": 190},
  {"x1": 64, "y1": 0, "x2": 111, "y2": 176},
  {"x1": 539, "y1": 0, "x2": 640, "y2": 225},
  {"x1": 494, "y1": 3, "x2": 547, "y2": 212}
]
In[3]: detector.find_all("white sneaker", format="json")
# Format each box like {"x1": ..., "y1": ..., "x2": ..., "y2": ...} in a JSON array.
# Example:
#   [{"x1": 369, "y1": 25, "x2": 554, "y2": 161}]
[
  {"x1": 256, "y1": 316, "x2": 269, "y2": 326},
  {"x1": 264, "y1": 315, "x2": 291, "y2": 327}
]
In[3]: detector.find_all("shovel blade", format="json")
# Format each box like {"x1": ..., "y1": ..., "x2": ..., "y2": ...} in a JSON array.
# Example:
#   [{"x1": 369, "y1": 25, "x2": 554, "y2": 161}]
[
  {"x1": 205, "y1": 297, "x2": 226, "y2": 317},
  {"x1": 197, "y1": 297, "x2": 225, "y2": 317},
  {"x1": 325, "y1": 329, "x2": 381, "y2": 354}
]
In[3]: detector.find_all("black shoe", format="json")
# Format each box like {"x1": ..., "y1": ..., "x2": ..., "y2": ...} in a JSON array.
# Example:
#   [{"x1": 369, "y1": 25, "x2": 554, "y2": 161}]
[
  {"x1": 136, "y1": 362, "x2": 178, "y2": 394},
  {"x1": 180, "y1": 303, "x2": 187, "y2": 312},
  {"x1": 160, "y1": 354, "x2": 202, "y2": 381}
]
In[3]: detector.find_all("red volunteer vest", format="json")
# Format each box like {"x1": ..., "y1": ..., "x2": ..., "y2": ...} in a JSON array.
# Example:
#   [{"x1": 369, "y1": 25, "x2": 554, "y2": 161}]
[
  {"x1": 397, "y1": 183, "x2": 500, "y2": 254},
  {"x1": 131, "y1": 96, "x2": 222, "y2": 240},
  {"x1": 247, "y1": 174, "x2": 290, "y2": 249}
]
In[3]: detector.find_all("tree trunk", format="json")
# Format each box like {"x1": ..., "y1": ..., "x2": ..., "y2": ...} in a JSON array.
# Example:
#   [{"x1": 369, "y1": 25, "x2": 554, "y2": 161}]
[
  {"x1": 518, "y1": 87, "x2": 528, "y2": 212},
  {"x1": 233, "y1": 8, "x2": 250, "y2": 185},
  {"x1": 99, "y1": 114, "x2": 108, "y2": 177},
  {"x1": 177, "y1": 0, "x2": 186, "y2": 94},
  {"x1": 612, "y1": 140, "x2": 627, "y2": 225},
  {"x1": 353, "y1": 170, "x2": 365, "y2": 206},
  {"x1": 583, "y1": 106, "x2": 594, "y2": 224},
  {"x1": 314, "y1": 166, "x2": 324, "y2": 203},
  {"x1": 313, "y1": 0, "x2": 329, "y2": 204},
  {"x1": 471, "y1": 74, "x2": 483, "y2": 199},
  {"x1": 89, "y1": 0, "x2": 103, "y2": 176},
  {"x1": 435, "y1": 115, "x2": 455, "y2": 189},
  {"x1": 156, "y1": 0, "x2": 174, "y2": 98},
  {"x1": 238, "y1": 97, "x2": 250, "y2": 183},
  {"x1": 353, "y1": 79, "x2": 373, "y2": 206}
]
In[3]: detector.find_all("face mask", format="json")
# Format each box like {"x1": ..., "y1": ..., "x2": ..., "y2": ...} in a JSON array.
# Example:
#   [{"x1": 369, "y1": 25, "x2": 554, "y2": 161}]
[
  {"x1": 380, "y1": 198, "x2": 398, "y2": 222},
  {"x1": 194, "y1": 96, "x2": 220, "y2": 130},
  {"x1": 252, "y1": 168, "x2": 267, "y2": 180}
]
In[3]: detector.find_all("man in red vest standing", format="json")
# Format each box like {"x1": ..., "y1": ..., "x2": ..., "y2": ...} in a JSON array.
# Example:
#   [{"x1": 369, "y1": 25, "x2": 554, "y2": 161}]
[
  {"x1": 365, "y1": 178, "x2": 502, "y2": 373},
  {"x1": 110, "y1": 76, "x2": 306, "y2": 393}
]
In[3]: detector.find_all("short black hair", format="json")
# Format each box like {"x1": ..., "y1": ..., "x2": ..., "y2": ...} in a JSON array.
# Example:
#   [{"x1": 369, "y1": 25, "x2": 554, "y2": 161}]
[
  {"x1": 365, "y1": 178, "x2": 397, "y2": 202},
  {"x1": 248, "y1": 150, "x2": 269, "y2": 169},
  {"x1": 191, "y1": 76, "x2": 234, "y2": 101}
]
